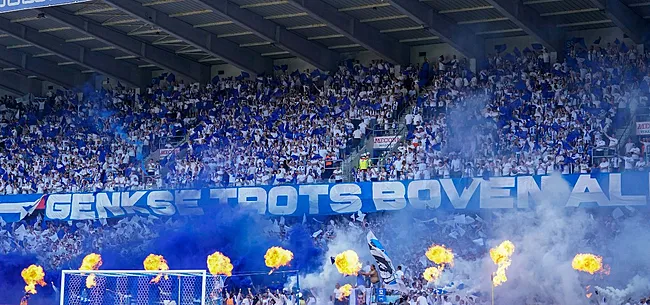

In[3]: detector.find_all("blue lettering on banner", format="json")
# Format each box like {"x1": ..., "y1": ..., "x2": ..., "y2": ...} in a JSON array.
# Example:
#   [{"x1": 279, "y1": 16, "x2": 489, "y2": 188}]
[
  {"x1": 0, "y1": 0, "x2": 90, "y2": 13},
  {"x1": 0, "y1": 172, "x2": 649, "y2": 222},
  {"x1": 377, "y1": 289, "x2": 387, "y2": 303}
]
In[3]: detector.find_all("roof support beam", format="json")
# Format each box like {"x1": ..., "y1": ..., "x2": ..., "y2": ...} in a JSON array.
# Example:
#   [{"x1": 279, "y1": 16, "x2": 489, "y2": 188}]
[
  {"x1": 587, "y1": 0, "x2": 649, "y2": 43},
  {"x1": 41, "y1": 7, "x2": 211, "y2": 84},
  {"x1": 483, "y1": 0, "x2": 564, "y2": 52},
  {"x1": 287, "y1": 0, "x2": 410, "y2": 65},
  {"x1": 103, "y1": 0, "x2": 272, "y2": 74},
  {"x1": 0, "y1": 46, "x2": 86, "y2": 88},
  {"x1": 0, "y1": 17, "x2": 148, "y2": 87},
  {"x1": 195, "y1": 0, "x2": 340, "y2": 71},
  {"x1": 0, "y1": 70, "x2": 42, "y2": 95},
  {"x1": 387, "y1": 0, "x2": 484, "y2": 59}
]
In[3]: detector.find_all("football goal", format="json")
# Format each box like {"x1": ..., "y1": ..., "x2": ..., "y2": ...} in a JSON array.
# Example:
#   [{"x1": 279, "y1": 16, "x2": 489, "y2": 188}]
[{"x1": 59, "y1": 269, "x2": 218, "y2": 305}]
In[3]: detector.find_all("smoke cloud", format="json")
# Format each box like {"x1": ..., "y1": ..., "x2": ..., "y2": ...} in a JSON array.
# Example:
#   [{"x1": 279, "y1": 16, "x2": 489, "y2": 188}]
[{"x1": 2, "y1": 178, "x2": 650, "y2": 305}]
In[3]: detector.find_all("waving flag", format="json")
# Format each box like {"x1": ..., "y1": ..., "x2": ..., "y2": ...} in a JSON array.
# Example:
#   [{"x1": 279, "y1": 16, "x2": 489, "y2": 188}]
[
  {"x1": 0, "y1": 195, "x2": 44, "y2": 223},
  {"x1": 366, "y1": 231, "x2": 406, "y2": 292}
]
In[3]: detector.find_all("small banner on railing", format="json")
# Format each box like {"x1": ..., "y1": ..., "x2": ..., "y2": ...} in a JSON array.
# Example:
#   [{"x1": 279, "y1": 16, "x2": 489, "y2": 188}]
[
  {"x1": 159, "y1": 148, "x2": 180, "y2": 157},
  {"x1": 373, "y1": 135, "x2": 401, "y2": 149},
  {"x1": 636, "y1": 122, "x2": 650, "y2": 135}
]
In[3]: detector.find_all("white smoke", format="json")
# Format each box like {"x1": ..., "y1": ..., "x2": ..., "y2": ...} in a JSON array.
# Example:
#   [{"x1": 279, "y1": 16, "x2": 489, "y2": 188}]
[
  {"x1": 299, "y1": 174, "x2": 650, "y2": 305},
  {"x1": 479, "y1": 174, "x2": 592, "y2": 304},
  {"x1": 450, "y1": 174, "x2": 650, "y2": 304},
  {"x1": 298, "y1": 223, "x2": 370, "y2": 305},
  {"x1": 596, "y1": 276, "x2": 650, "y2": 305}
]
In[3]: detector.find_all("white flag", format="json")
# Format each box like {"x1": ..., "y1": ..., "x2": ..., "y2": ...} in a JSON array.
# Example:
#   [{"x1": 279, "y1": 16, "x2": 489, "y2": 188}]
[{"x1": 366, "y1": 231, "x2": 406, "y2": 292}]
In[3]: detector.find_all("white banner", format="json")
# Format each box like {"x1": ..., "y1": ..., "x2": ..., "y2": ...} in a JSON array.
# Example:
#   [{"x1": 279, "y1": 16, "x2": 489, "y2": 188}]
[
  {"x1": 373, "y1": 135, "x2": 401, "y2": 149},
  {"x1": 637, "y1": 122, "x2": 650, "y2": 135},
  {"x1": 159, "y1": 148, "x2": 179, "y2": 157}
]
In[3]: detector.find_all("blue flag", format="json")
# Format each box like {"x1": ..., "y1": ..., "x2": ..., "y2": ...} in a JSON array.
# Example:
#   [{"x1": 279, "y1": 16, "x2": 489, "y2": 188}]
[
  {"x1": 570, "y1": 37, "x2": 587, "y2": 49},
  {"x1": 593, "y1": 36, "x2": 601, "y2": 44},
  {"x1": 166, "y1": 73, "x2": 176, "y2": 83},
  {"x1": 621, "y1": 42, "x2": 629, "y2": 53},
  {"x1": 531, "y1": 43, "x2": 543, "y2": 50},
  {"x1": 494, "y1": 44, "x2": 507, "y2": 53},
  {"x1": 513, "y1": 47, "x2": 521, "y2": 57}
]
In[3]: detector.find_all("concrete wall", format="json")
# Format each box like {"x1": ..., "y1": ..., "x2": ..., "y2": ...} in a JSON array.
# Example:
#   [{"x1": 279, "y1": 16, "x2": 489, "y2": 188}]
[
  {"x1": 482, "y1": 27, "x2": 641, "y2": 60},
  {"x1": 42, "y1": 81, "x2": 65, "y2": 95},
  {"x1": 211, "y1": 64, "x2": 244, "y2": 79},
  {"x1": 0, "y1": 88, "x2": 19, "y2": 97},
  {"x1": 273, "y1": 57, "x2": 321, "y2": 73},
  {"x1": 566, "y1": 27, "x2": 639, "y2": 51},
  {"x1": 152, "y1": 70, "x2": 198, "y2": 86}
]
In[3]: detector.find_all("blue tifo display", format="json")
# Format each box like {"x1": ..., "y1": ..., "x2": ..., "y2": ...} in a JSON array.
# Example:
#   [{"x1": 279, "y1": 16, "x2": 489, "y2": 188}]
[
  {"x1": 0, "y1": 172, "x2": 647, "y2": 222},
  {"x1": 0, "y1": 0, "x2": 90, "y2": 13}
]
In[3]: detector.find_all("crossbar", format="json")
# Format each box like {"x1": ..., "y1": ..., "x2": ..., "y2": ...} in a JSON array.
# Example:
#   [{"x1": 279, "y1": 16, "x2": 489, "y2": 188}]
[{"x1": 60, "y1": 269, "x2": 208, "y2": 305}]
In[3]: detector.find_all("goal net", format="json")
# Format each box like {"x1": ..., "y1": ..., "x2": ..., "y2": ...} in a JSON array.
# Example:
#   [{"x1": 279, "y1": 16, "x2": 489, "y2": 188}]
[
  {"x1": 60, "y1": 270, "x2": 216, "y2": 305},
  {"x1": 60, "y1": 269, "x2": 299, "y2": 305}
]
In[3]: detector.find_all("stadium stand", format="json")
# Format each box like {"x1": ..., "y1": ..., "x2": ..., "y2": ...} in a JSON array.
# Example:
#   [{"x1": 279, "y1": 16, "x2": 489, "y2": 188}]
[
  {"x1": 2, "y1": 0, "x2": 650, "y2": 302},
  {"x1": 1, "y1": 40, "x2": 646, "y2": 194}
]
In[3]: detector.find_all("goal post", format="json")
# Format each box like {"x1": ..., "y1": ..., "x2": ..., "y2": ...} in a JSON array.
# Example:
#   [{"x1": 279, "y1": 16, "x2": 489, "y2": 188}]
[{"x1": 60, "y1": 269, "x2": 209, "y2": 305}]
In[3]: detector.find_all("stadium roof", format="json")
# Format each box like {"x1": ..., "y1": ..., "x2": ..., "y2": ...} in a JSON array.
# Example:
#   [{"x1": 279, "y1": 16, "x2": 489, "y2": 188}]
[{"x1": 0, "y1": 0, "x2": 649, "y2": 89}]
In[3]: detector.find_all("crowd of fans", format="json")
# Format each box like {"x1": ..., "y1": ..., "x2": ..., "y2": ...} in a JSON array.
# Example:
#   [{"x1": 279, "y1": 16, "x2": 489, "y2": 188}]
[
  {"x1": 2, "y1": 39, "x2": 650, "y2": 304},
  {"x1": 359, "y1": 41, "x2": 650, "y2": 182},
  {"x1": 177, "y1": 61, "x2": 415, "y2": 188},
  {"x1": 0, "y1": 59, "x2": 421, "y2": 194},
  {"x1": 0, "y1": 91, "x2": 154, "y2": 195},
  {"x1": 1, "y1": 39, "x2": 649, "y2": 193}
]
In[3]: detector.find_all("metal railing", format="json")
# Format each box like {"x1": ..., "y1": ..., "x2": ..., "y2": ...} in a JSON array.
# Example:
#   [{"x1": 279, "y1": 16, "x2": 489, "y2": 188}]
[{"x1": 343, "y1": 98, "x2": 415, "y2": 181}]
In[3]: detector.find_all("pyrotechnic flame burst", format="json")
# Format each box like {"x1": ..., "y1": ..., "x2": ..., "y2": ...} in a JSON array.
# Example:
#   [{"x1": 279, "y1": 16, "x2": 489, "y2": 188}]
[
  {"x1": 425, "y1": 245, "x2": 454, "y2": 267},
  {"x1": 264, "y1": 247, "x2": 293, "y2": 273},
  {"x1": 422, "y1": 266, "x2": 443, "y2": 282},
  {"x1": 207, "y1": 251, "x2": 234, "y2": 276},
  {"x1": 572, "y1": 253, "x2": 608, "y2": 275},
  {"x1": 79, "y1": 253, "x2": 102, "y2": 288},
  {"x1": 144, "y1": 254, "x2": 170, "y2": 283},
  {"x1": 334, "y1": 250, "x2": 362, "y2": 275},
  {"x1": 338, "y1": 284, "x2": 353, "y2": 300},
  {"x1": 21, "y1": 264, "x2": 46, "y2": 295},
  {"x1": 490, "y1": 240, "x2": 515, "y2": 287}
]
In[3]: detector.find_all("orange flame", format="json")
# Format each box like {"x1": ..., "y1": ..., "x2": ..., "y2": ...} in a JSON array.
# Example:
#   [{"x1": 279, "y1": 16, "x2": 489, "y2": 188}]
[
  {"x1": 264, "y1": 247, "x2": 293, "y2": 273},
  {"x1": 490, "y1": 240, "x2": 515, "y2": 287},
  {"x1": 334, "y1": 250, "x2": 362, "y2": 275},
  {"x1": 79, "y1": 253, "x2": 102, "y2": 288},
  {"x1": 585, "y1": 285, "x2": 593, "y2": 298},
  {"x1": 20, "y1": 296, "x2": 28, "y2": 305},
  {"x1": 338, "y1": 284, "x2": 353, "y2": 300},
  {"x1": 21, "y1": 265, "x2": 46, "y2": 295},
  {"x1": 207, "y1": 251, "x2": 234, "y2": 276},
  {"x1": 572, "y1": 253, "x2": 608, "y2": 275},
  {"x1": 144, "y1": 254, "x2": 170, "y2": 283},
  {"x1": 422, "y1": 266, "x2": 443, "y2": 282},
  {"x1": 425, "y1": 245, "x2": 454, "y2": 268}
]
